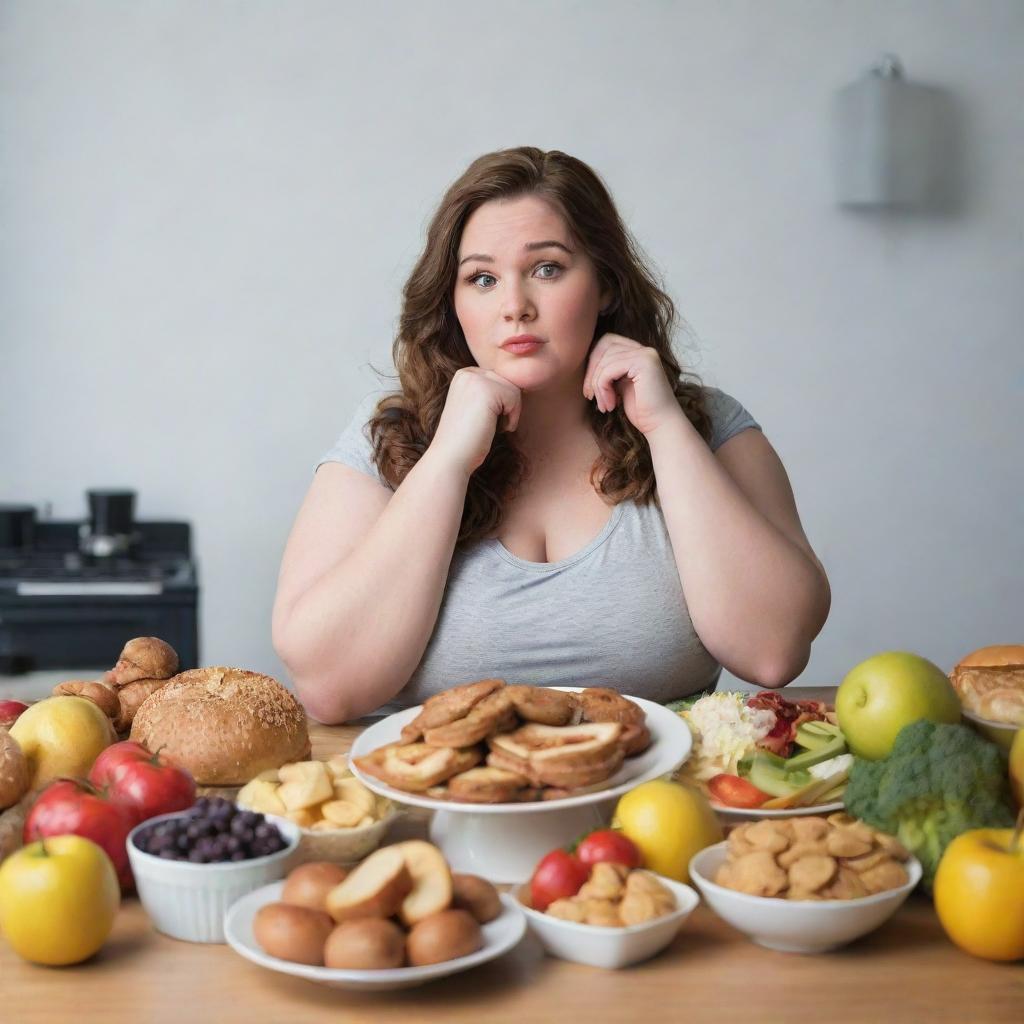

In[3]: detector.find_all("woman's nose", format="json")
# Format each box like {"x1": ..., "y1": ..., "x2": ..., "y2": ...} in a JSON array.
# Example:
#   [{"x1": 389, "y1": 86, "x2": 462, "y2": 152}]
[{"x1": 500, "y1": 280, "x2": 535, "y2": 322}]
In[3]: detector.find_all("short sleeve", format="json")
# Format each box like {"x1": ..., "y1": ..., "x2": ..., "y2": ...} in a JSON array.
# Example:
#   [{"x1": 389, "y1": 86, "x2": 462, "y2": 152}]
[
  {"x1": 704, "y1": 387, "x2": 761, "y2": 451},
  {"x1": 316, "y1": 392, "x2": 392, "y2": 487}
]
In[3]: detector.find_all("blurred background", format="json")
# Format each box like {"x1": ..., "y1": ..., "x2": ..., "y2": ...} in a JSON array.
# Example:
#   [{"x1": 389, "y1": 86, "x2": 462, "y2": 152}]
[{"x1": 1, "y1": 0, "x2": 1021, "y2": 700}]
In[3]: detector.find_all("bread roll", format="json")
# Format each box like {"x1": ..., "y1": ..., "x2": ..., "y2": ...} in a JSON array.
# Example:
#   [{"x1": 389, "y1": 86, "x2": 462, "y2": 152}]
[
  {"x1": 130, "y1": 667, "x2": 310, "y2": 785},
  {"x1": 950, "y1": 644, "x2": 1024, "y2": 725}
]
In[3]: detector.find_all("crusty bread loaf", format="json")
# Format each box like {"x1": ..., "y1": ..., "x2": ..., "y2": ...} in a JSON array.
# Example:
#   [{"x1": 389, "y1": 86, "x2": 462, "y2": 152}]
[{"x1": 129, "y1": 667, "x2": 310, "y2": 785}]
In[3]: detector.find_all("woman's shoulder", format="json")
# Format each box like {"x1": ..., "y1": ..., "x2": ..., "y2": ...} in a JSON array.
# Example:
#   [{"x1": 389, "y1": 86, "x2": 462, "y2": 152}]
[
  {"x1": 315, "y1": 389, "x2": 395, "y2": 484},
  {"x1": 699, "y1": 385, "x2": 762, "y2": 452}
]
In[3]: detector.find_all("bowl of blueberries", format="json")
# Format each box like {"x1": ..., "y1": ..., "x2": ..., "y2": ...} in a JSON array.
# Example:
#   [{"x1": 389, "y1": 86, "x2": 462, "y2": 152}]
[{"x1": 127, "y1": 796, "x2": 301, "y2": 943}]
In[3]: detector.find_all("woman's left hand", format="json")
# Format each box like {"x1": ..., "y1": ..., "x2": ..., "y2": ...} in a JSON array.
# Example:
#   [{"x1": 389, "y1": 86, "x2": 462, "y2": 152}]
[{"x1": 583, "y1": 333, "x2": 683, "y2": 437}]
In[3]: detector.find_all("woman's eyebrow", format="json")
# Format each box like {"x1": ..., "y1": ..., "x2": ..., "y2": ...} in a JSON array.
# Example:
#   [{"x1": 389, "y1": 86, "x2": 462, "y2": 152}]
[{"x1": 458, "y1": 241, "x2": 574, "y2": 266}]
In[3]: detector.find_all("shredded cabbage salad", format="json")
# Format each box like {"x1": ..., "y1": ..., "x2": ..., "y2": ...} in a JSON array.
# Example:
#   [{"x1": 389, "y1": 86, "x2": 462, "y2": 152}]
[{"x1": 676, "y1": 693, "x2": 776, "y2": 782}]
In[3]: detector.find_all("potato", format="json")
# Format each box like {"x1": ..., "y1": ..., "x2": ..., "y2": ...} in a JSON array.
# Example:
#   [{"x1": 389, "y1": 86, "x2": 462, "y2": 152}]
[
  {"x1": 252, "y1": 902, "x2": 333, "y2": 966},
  {"x1": 406, "y1": 909, "x2": 481, "y2": 967},
  {"x1": 282, "y1": 862, "x2": 350, "y2": 913},
  {"x1": 451, "y1": 873, "x2": 502, "y2": 924},
  {"x1": 324, "y1": 918, "x2": 406, "y2": 970}
]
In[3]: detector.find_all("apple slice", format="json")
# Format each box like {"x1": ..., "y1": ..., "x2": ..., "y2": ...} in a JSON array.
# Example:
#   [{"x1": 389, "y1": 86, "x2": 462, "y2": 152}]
[
  {"x1": 391, "y1": 840, "x2": 453, "y2": 926},
  {"x1": 325, "y1": 846, "x2": 413, "y2": 923}
]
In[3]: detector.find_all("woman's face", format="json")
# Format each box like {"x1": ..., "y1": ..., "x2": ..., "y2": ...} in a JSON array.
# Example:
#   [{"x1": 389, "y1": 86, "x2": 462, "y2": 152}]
[{"x1": 453, "y1": 194, "x2": 609, "y2": 393}]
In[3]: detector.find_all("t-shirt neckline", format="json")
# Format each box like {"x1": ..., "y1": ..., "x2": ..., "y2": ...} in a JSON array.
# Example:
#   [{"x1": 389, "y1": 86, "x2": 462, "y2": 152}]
[{"x1": 487, "y1": 501, "x2": 628, "y2": 572}]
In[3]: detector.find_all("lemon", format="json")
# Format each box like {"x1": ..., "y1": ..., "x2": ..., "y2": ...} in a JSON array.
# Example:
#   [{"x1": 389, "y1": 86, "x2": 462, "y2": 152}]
[{"x1": 613, "y1": 778, "x2": 722, "y2": 883}]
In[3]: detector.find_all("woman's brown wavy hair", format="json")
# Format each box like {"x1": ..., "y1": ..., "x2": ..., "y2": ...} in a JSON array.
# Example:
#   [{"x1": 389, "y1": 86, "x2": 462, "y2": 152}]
[{"x1": 368, "y1": 146, "x2": 711, "y2": 546}]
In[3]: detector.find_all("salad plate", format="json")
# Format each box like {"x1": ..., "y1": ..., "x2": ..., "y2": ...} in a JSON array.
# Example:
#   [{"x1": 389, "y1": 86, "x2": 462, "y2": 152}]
[{"x1": 669, "y1": 691, "x2": 850, "y2": 819}]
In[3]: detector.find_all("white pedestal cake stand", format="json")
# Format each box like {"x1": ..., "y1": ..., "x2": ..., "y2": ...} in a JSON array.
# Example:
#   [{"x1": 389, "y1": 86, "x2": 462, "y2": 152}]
[{"x1": 349, "y1": 690, "x2": 692, "y2": 883}]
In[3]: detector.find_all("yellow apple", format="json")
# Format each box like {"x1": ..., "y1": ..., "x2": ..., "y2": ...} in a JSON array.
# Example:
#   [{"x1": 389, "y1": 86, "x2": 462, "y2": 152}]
[
  {"x1": 836, "y1": 651, "x2": 961, "y2": 761},
  {"x1": 0, "y1": 835, "x2": 120, "y2": 965},
  {"x1": 934, "y1": 817, "x2": 1024, "y2": 961},
  {"x1": 613, "y1": 779, "x2": 722, "y2": 883},
  {"x1": 9, "y1": 696, "x2": 116, "y2": 788}
]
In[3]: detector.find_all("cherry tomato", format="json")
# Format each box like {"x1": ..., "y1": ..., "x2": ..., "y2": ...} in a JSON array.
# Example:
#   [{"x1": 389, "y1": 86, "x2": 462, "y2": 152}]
[
  {"x1": 575, "y1": 829, "x2": 643, "y2": 869},
  {"x1": 88, "y1": 741, "x2": 196, "y2": 825},
  {"x1": 529, "y1": 849, "x2": 589, "y2": 911},
  {"x1": 707, "y1": 774, "x2": 771, "y2": 809}
]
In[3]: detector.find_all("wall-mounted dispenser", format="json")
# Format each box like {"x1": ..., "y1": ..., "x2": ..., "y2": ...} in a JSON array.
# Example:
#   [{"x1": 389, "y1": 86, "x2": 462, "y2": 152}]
[{"x1": 832, "y1": 55, "x2": 954, "y2": 210}]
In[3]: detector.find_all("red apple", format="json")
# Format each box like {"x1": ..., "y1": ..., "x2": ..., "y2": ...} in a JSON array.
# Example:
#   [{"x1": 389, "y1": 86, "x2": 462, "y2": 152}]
[
  {"x1": 88, "y1": 741, "x2": 196, "y2": 824},
  {"x1": 23, "y1": 779, "x2": 137, "y2": 892},
  {"x1": 0, "y1": 700, "x2": 30, "y2": 729}
]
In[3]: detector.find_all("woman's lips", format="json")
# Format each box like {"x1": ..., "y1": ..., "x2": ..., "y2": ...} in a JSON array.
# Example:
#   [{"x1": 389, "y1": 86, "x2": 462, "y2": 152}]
[{"x1": 501, "y1": 335, "x2": 544, "y2": 355}]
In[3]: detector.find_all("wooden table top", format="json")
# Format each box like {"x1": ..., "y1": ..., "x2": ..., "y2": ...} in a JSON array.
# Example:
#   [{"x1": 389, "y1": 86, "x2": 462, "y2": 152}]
[{"x1": 2, "y1": 690, "x2": 1021, "y2": 1023}]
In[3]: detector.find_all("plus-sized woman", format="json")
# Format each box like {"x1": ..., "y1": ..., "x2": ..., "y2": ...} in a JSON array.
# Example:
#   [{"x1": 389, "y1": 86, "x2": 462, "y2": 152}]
[{"x1": 273, "y1": 147, "x2": 831, "y2": 724}]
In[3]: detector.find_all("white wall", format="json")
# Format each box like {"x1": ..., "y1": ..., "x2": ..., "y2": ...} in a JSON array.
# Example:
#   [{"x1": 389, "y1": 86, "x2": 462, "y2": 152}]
[{"x1": 2, "y1": 1, "x2": 1022, "y2": 695}]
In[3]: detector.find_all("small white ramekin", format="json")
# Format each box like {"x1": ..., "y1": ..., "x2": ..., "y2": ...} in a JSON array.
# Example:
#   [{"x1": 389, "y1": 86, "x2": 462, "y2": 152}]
[
  {"x1": 126, "y1": 811, "x2": 300, "y2": 944},
  {"x1": 513, "y1": 874, "x2": 700, "y2": 969}
]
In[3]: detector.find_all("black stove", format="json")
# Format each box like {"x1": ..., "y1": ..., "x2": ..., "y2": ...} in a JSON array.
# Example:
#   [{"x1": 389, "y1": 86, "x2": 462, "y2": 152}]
[{"x1": 0, "y1": 520, "x2": 199, "y2": 674}]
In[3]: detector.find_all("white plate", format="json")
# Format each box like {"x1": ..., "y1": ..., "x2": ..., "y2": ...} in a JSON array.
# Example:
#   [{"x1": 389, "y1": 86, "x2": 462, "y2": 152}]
[
  {"x1": 710, "y1": 798, "x2": 846, "y2": 820},
  {"x1": 224, "y1": 882, "x2": 527, "y2": 991},
  {"x1": 349, "y1": 688, "x2": 692, "y2": 814}
]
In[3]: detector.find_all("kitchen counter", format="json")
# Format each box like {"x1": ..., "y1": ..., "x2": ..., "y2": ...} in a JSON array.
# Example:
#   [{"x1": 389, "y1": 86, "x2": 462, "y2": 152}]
[{"x1": 2, "y1": 694, "x2": 1021, "y2": 1023}]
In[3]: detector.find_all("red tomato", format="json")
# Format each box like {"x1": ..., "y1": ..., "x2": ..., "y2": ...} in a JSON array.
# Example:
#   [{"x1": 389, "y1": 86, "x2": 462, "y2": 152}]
[
  {"x1": 529, "y1": 849, "x2": 590, "y2": 911},
  {"x1": 707, "y1": 774, "x2": 771, "y2": 809},
  {"x1": 24, "y1": 779, "x2": 137, "y2": 891},
  {"x1": 575, "y1": 829, "x2": 643, "y2": 869},
  {"x1": 88, "y1": 741, "x2": 196, "y2": 825}
]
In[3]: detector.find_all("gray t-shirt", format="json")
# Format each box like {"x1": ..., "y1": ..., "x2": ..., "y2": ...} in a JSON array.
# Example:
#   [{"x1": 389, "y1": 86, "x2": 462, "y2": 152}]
[{"x1": 318, "y1": 387, "x2": 761, "y2": 712}]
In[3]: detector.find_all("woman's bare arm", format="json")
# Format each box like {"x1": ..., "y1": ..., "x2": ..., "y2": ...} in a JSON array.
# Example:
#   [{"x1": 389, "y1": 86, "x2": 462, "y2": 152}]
[
  {"x1": 272, "y1": 453, "x2": 470, "y2": 724},
  {"x1": 647, "y1": 418, "x2": 831, "y2": 688}
]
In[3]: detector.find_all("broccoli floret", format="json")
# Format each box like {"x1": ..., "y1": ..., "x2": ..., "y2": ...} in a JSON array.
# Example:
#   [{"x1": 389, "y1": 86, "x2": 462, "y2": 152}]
[{"x1": 844, "y1": 719, "x2": 1015, "y2": 888}]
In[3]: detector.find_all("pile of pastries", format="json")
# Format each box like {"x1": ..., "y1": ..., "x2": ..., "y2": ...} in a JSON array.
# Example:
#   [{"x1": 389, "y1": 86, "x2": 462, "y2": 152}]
[{"x1": 354, "y1": 680, "x2": 651, "y2": 803}]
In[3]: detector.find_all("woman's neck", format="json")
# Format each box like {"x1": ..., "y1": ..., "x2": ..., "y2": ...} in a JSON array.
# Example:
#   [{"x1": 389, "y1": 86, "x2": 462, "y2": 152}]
[{"x1": 513, "y1": 379, "x2": 597, "y2": 469}]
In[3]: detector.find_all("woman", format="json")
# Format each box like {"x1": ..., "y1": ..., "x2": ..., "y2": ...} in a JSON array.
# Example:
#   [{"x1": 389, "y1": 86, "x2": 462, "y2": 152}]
[{"x1": 273, "y1": 147, "x2": 830, "y2": 724}]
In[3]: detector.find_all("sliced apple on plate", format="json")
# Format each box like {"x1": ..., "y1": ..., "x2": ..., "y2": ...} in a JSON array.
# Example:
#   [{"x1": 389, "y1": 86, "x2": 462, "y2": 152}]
[
  {"x1": 326, "y1": 846, "x2": 413, "y2": 922},
  {"x1": 391, "y1": 840, "x2": 454, "y2": 926}
]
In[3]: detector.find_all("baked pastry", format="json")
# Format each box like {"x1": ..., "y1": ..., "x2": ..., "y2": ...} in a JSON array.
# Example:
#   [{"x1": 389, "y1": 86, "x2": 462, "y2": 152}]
[
  {"x1": 52, "y1": 679, "x2": 121, "y2": 722},
  {"x1": 422, "y1": 689, "x2": 517, "y2": 747},
  {"x1": 505, "y1": 685, "x2": 579, "y2": 726},
  {"x1": 578, "y1": 687, "x2": 646, "y2": 726},
  {"x1": 354, "y1": 743, "x2": 482, "y2": 792},
  {"x1": 446, "y1": 766, "x2": 533, "y2": 803},
  {"x1": 130, "y1": 667, "x2": 310, "y2": 785},
  {"x1": 104, "y1": 637, "x2": 179, "y2": 688},
  {"x1": 361, "y1": 682, "x2": 647, "y2": 801},
  {"x1": 400, "y1": 679, "x2": 505, "y2": 743},
  {"x1": 950, "y1": 645, "x2": 1024, "y2": 726},
  {"x1": 488, "y1": 722, "x2": 625, "y2": 789}
]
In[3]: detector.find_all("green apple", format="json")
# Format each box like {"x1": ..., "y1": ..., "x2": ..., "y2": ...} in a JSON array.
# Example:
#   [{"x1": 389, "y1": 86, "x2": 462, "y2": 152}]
[{"x1": 836, "y1": 651, "x2": 961, "y2": 761}]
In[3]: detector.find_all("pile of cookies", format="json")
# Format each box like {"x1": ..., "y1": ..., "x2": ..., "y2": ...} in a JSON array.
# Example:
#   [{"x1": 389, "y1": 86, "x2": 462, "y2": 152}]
[
  {"x1": 543, "y1": 863, "x2": 676, "y2": 928},
  {"x1": 715, "y1": 813, "x2": 912, "y2": 900},
  {"x1": 354, "y1": 680, "x2": 650, "y2": 803}
]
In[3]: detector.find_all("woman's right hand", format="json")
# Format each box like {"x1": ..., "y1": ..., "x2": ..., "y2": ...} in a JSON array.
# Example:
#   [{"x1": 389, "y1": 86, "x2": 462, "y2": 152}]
[{"x1": 429, "y1": 367, "x2": 522, "y2": 475}]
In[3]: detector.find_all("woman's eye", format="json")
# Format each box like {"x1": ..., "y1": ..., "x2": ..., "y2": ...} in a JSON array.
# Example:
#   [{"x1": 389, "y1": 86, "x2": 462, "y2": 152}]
[
  {"x1": 468, "y1": 272, "x2": 496, "y2": 288},
  {"x1": 535, "y1": 262, "x2": 563, "y2": 279}
]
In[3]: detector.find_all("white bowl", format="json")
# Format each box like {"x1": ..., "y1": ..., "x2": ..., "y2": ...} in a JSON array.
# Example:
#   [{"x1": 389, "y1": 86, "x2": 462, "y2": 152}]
[
  {"x1": 126, "y1": 811, "x2": 300, "y2": 944},
  {"x1": 512, "y1": 874, "x2": 700, "y2": 969},
  {"x1": 290, "y1": 807, "x2": 400, "y2": 866},
  {"x1": 225, "y1": 883, "x2": 527, "y2": 991},
  {"x1": 688, "y1": 841, "x2": 921, "y2": 954}
]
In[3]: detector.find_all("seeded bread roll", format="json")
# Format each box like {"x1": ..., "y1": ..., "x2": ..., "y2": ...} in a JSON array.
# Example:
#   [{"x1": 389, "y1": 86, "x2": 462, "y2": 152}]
[{"x1": 130, "y1": 667, "x2": 310, "y2": 785}]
